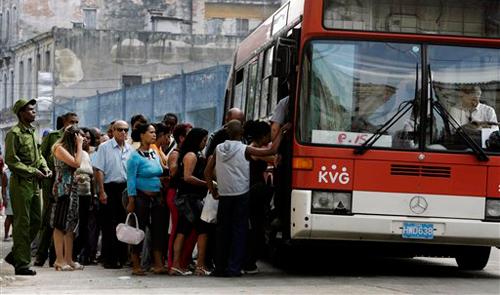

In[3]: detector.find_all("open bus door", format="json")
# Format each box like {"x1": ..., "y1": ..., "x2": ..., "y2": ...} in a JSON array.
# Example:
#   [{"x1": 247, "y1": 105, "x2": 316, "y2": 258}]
[{"x1": 266, "y1": 29, "x2": 302, "y2": 266}]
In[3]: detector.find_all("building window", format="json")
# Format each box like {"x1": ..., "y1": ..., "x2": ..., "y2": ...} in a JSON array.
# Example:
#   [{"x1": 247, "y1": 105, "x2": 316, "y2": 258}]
[
  {"x1": 0, "y1": 12, "x2": 3, "y2": 42},
  {"x1": 18, "y1": 60, "x2": 23, "y2": 98},
  {"x1": 5, "y1": 10, "x2": 9, "y2": 42},
  {"x1": 236, "y1": 18, "x2": 249, "y2": 36},
  {"x1": 36, "y1": 53, "x2": 41, "y2": 72},
  {"x1": 12, "y1": 6, "x2": 16, "y2": 41},
  {"x1": 45, "y1": 51, "x2": 50, "y2": 72},
  {"x1": 122, "y1": 75, "x2": 142, "y2": 87},
  {"x1": 27, "y1": 58, "x2": 32, "y2": 99},
  {"x1": 83, "y1": 8, "x2": 97, "y2": 29},
  {"x1": 207, "y1": 18, "x2": 224, "y2": 35},
  {"x1": 3, "y1": 74, "x2": 7, "y2": 109},
  {"x1": 10, "y1": 70, "x2": 14, "y2": 106}
]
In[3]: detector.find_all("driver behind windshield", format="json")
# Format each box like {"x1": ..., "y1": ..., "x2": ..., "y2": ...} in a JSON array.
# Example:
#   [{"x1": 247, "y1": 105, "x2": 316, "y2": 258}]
[{"x1": 449, "y1": 86, "x2": 498, "y2": 130}]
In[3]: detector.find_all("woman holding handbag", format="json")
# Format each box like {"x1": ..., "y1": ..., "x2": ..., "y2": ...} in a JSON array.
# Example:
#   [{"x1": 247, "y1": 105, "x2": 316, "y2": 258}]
[
  {"x1": 169, "y1": 128, "x2": 210, "y2": 276},
  {"x1": 51, "y1": 125, "x2": 85, "y2": 271},
  {"x1": 126, "y1": 123, "x2": 169, "y2": 276}
]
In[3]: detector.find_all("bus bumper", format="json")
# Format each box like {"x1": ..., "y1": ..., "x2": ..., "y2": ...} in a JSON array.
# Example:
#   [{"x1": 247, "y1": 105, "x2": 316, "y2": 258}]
[{"x1": 291, "y1": 190, "x2": 500, "y2": 247}]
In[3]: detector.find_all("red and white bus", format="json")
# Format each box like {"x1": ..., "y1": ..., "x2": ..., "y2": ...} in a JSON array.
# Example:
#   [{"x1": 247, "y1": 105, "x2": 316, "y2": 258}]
[{"x1": 225, "y1": 0, "x2": 500, "y2": 270}]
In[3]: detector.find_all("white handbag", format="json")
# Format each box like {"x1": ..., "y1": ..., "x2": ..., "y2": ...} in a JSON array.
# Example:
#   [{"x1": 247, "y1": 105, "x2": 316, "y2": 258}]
[
  {"x1": 116, "y1": 213, "x2": 145, "y2": 245},
  {"x1": 201, "y1": 191, "x2": 219, "y2": 224}
]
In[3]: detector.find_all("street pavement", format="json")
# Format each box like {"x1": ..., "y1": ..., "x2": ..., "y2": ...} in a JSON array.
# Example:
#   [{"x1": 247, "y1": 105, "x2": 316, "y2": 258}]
[{"x1": 1, "y1": 214, "x2": 499, "y2": 294}]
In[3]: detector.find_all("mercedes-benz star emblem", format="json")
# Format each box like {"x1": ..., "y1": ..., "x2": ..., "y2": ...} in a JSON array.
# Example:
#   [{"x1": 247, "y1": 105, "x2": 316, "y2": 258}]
[{"x1": 409, "y1": 196, "x2": 428, "y2": 214}]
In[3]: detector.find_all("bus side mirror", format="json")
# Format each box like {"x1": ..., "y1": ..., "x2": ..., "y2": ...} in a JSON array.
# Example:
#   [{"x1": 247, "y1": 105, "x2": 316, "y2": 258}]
[{"x1": 272, "y1": 37, "x2": 295, "y2": 78}]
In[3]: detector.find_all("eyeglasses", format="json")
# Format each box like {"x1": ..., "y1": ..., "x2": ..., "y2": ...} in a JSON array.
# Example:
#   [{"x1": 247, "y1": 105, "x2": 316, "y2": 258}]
[{"x1": 115, "y1": 128, "x2": 129, "y2": 133}]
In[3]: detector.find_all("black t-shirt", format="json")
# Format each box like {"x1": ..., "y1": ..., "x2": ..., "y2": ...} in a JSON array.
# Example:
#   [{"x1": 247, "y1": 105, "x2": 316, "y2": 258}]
[
  {"x1": 250, "y1": 159, "x2": 268, "y2": 186},
  {"x1": 204, "y1": 127, "x2": 229, "y2": 158},
  {"x1": 177, "y1": 152, "x2": 207, "y2": 198}
]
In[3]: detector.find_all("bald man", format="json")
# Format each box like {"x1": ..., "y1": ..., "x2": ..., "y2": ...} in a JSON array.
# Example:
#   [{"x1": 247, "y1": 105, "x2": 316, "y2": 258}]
[
  {"x1": 92, "y1": 120, "x2": 132, "y2": 269},
  {"x1": 205, "y1": 108, "x2": 245, "y2": 158},
  {"x1": 205, "y1": 119, "x2": 289, "y2": 276}
]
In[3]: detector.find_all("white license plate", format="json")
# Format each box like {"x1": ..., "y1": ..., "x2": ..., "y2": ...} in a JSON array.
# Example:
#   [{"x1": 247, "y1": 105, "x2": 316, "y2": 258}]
[{"x1": 402, "y1": 222, "x2": 434, "y2": 240}]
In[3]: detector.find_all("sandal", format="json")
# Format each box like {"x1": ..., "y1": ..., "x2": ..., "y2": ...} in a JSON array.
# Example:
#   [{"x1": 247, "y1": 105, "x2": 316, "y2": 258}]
[
  {"x1": 132, "y1": 269, "x2": 146, "y2": 276},
  {"x1": 152, "y1": 267, "x2": 169, "y2": 275},
  {"x1": 195, "y1": 267, "x2": 211, "y2": 276},
  {"x1": 168, "y1": 267, "x2": 192, "y2": 276},
  {"x1": 54, "y1": 263, "x2": 73, "y2": 271},
  {"x1": 70, "y1": 262, "x2": 84, "y2": 270}
]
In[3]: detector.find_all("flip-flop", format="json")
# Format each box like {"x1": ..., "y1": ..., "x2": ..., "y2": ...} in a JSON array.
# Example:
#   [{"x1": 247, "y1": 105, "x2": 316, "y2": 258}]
[
  {"x1": 195, "y1": 267, "x2": 211, "y2": 276},
  {"x1": 168, "y1": 267, "x2": 192, "y2": 276}
]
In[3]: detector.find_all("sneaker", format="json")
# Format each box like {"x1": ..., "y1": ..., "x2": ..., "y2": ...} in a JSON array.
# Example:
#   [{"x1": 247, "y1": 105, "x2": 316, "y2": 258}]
[{"x1": 243, "y1": 267, "x2": 259, "y2": 275}]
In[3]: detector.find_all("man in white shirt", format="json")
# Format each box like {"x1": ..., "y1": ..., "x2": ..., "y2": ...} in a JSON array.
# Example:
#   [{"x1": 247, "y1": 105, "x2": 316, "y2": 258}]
[
  {"x1": 93, "y1": 120, "x2": 132, "y2": 269},
  {"x1": 449, "y1": 86, "x2": 498, "y2": 130},
  {"x1": 270, "y1": 96, "x2": 289, "y2": 140}
]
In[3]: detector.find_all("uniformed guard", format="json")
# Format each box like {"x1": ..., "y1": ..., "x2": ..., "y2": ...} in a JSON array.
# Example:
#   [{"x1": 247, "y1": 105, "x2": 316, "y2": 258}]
[{"x1": 4, "y1": 98, "x2": 52, "y2": 275}]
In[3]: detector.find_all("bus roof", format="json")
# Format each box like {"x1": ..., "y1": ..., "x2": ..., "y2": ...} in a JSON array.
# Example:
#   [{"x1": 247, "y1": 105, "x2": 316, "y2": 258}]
[{"x1": 235, "y1": 0, "x2": 305, "y2": 69}]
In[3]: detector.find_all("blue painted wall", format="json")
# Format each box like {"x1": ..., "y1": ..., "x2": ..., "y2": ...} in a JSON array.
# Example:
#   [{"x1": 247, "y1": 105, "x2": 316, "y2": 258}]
[{"x1": 55, "y1": 65, "x2": 230, "y2": 132}]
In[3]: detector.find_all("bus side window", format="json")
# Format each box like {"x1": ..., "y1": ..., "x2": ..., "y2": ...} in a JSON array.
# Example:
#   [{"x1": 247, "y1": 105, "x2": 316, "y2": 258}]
[
  {"x1": 241, "y1": 67, "x2": 248, "y2": 113},
  {"x1": 246, "y1": 60, "x2": 259, "y2": 120},
  {"x1": 263, "y1": 47, "x2": 279, "y2": 118},
  {"x1": 260, "y1": 47, "x2": 274, "y2": 119},
  {"x1": 253, "y1": 53, "x2": 265, "y2": 120},
  {"x1": 261, "y1": 78, "x2": 270, "y2": 118},
  {"x1": 233, "y1": 68, "x2": 245, "y2": 110}
]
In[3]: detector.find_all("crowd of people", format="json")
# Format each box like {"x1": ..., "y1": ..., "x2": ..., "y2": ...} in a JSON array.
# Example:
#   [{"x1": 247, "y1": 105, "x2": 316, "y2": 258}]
[{"x1": 0, "y1": 97, "x2": 289, "y2": 277}]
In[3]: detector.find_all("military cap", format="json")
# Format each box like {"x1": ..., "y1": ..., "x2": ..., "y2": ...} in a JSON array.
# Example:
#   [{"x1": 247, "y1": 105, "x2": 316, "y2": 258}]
[{"x1": 12, "y1": 98, "x2": 37, "y2": 115}]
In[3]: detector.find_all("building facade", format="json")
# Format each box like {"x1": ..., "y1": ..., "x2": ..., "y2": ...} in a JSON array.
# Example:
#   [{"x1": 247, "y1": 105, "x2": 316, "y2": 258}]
[{"x1": 0, "y1": 0, "x2": 281, "y2": 150}]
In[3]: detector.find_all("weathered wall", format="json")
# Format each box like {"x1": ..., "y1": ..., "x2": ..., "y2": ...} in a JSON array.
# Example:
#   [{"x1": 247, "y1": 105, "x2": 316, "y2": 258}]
[
  {"x1": 0, "y1": 0, "x2": 206, "y2": 45},
  {"x1": 52, "y1": 28, "x2": 241, "y2": 100},
  {"x1": 0, "y1": 0, "x2": 282, "y2": 147},
  {"x1": 0, "y1": 0, "x2": 279, "y2": 47}
]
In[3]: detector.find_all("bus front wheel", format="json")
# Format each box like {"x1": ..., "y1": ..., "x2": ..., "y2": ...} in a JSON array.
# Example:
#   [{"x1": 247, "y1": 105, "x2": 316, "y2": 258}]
[{"x1": 455, "y1": 246, "x2": 491, "y2": 270}]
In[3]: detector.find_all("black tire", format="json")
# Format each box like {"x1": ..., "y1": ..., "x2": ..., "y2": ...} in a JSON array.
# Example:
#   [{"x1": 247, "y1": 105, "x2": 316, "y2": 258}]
[{"x1": 455, "y1": 246, "x2": 491, "y2": 270}]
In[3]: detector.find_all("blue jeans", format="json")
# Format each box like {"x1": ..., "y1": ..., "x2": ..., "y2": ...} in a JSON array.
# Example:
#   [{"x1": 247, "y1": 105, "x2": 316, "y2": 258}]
[{"x1": 215, "y1": 193, "x2": 249, "y2": 276}]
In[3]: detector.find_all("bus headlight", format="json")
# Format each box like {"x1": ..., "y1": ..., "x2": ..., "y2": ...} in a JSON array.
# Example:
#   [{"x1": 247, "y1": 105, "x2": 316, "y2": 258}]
[
  {"x1": 485, "y1": 199, "x2": 500, "y2": 219},
  {"x1": 312, "y1": 191, "x2": 352, "y2": 215}
]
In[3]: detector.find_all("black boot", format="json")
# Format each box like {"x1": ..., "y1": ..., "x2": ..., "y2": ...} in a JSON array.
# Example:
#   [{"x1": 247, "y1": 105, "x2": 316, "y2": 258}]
[
  {"x1": 4, "y1": 252, "x2": 14, "y2": 266},
  {"x1": 15, "y1": 268, "x2": 37, "y2": 276}
]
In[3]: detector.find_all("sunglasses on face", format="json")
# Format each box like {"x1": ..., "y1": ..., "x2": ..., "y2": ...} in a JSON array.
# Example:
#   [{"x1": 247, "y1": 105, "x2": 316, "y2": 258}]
[{"x1": 115, "y1": 128, "x2": 129, "y2": 133}]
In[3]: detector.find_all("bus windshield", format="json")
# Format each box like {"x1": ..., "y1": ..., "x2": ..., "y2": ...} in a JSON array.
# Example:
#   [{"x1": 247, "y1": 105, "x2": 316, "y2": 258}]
[
  {"x1": 324, "y1": 0, "x2": 500, "y2": 39},
  {"x1": 298, "y1": 40, "x2": 500, "y2": 153},
  {"x1": 428, "y1": 45, "x2": 500, "y2": 153},
  {"x1": 298, "y1": 40, "x2": 422, "y2": 150}
]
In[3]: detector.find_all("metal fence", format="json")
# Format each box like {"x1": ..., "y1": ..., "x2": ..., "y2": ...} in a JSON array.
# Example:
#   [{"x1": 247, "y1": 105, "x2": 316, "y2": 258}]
[{"x1": 55, "y1": 65, "x2": 230, "y2": 132}]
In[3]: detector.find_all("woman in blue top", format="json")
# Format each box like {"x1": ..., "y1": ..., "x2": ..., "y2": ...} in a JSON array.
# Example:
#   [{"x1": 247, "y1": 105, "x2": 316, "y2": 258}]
[{"x1": 126, "y1": 123, "x2": 169, "y2": 276}]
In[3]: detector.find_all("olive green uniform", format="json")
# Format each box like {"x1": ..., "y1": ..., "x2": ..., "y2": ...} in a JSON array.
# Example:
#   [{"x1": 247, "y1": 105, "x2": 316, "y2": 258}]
[
  {"x1": 4, "y1": 123, "x2": 48, "y2": 270},
  {"x1": 35, "y1": 129, "x2": 63, "y2": 263}
]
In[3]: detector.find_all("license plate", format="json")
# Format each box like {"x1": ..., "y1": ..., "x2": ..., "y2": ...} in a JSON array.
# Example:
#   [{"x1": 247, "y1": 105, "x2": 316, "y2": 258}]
[{"x1": 402, "y1": 223, "x2": 434, "y2": 240}]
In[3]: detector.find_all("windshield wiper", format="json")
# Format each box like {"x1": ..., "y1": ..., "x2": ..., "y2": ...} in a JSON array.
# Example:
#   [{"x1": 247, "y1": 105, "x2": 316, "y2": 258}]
[
  {"x1": 354, "y1": 101, "x2": 414, "y2": 155},
  {"x1": 428, "y1": 65, "x2": 489, "y2": 162},
  {"x1": 355, "y1": 63, "x2": 420, "y2": 155}
]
